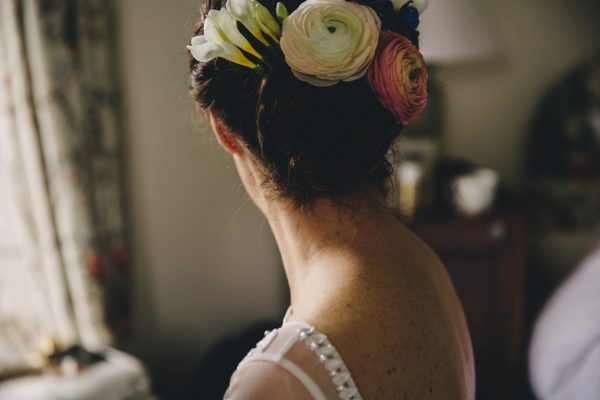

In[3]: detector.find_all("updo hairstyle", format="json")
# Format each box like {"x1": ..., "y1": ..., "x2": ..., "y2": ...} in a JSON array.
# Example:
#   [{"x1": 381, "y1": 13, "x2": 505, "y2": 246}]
[{"x1": 189, "y1": 0, "x2": 403, "y2": 208}]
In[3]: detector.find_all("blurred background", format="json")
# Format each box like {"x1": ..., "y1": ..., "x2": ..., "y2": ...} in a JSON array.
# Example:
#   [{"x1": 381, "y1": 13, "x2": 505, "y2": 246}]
[{"x1": 0, "y1": 0, "x2": 599, "y2": 399}]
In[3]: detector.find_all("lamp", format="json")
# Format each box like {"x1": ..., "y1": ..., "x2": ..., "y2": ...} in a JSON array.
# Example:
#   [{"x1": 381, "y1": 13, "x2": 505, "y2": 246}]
[
  {"x1": 419, "y1": 0, "x2": 501, "y2": 64},
  {"x1": 391, "y1": 0, "x2": 502, "y2": 217}
]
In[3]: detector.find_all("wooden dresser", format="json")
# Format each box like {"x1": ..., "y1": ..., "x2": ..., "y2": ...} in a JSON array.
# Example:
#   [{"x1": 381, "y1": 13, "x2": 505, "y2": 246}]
[{"x1": 413, "y1": 213, "x2": 528, "y2": 400}]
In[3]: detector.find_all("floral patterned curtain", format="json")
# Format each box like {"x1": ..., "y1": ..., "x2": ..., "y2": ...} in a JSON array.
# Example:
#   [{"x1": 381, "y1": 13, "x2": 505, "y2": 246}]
[{"x1": 0, "y1": 0, "x2": 129, "y2": 350}]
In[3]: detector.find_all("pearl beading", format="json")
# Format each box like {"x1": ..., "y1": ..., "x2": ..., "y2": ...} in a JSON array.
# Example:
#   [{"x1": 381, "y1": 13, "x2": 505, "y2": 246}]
[
  {"x1": 235, "y1": 326, "x2": 364, "y2": 400},
  {"x1": 298, "y1": 326, "x2": 364, "y2": 400}
]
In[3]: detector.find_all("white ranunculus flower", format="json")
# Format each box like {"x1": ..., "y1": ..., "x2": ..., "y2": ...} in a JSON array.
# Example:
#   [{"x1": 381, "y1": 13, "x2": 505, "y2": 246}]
[
  {"x1": 280, "y1": 0, "x2": 381, "y2": 87},
  {"x1": 390, "y1": 0, "x2": 429, "y2": 13}
]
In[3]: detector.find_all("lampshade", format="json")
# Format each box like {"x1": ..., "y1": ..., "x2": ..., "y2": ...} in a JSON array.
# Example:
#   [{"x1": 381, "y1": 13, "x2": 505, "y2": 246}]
[{"x1": 419, "y1": 0, "x2": 501, "y2": 64}]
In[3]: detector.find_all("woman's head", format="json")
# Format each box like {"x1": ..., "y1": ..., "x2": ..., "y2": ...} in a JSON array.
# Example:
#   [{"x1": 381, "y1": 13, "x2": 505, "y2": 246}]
[{"x1": 189, "y1": 0, "x2": 427, "y2": 208}]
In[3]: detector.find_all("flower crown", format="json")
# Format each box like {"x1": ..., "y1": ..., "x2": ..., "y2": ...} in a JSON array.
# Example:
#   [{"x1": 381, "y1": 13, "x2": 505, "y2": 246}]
[{"x1": 188, "y1": 0, "x2": 429, "y2": 125}]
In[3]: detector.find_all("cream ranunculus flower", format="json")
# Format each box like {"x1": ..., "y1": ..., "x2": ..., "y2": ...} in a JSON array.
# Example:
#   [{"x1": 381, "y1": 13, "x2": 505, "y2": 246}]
[{"x1": 280, "y1": 0, "x2": 381, "y2": 87}]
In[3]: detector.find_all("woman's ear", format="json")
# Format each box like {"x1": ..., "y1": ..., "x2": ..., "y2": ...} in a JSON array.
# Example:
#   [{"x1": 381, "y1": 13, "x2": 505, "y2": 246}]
[{"x1": 208, "y1": 110, "x2": 243, "y2": 155}]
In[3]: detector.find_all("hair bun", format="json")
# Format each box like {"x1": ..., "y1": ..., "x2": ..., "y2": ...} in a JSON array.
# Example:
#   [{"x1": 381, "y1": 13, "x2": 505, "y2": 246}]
[{"x1": 189, "y1": 0, "x2": 421, "y2": 206}]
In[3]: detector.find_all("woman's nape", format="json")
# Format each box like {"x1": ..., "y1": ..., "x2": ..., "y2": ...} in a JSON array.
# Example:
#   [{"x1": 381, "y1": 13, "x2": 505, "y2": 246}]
[{"x1": 209, "y1": 107, "x2": 409, "y2": 318}]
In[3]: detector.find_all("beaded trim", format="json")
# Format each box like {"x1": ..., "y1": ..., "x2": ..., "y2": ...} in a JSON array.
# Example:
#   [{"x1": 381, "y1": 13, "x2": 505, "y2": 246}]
[
  {"x1": 298, "y1": 325, "x2": 364, "y2": 400},
  {"x1": 236, "y1": 325, "x2": 363, "y2": 400}
]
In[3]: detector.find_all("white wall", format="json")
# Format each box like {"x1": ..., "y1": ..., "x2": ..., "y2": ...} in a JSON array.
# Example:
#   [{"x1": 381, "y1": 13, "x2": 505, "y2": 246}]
[
  {"x1": 436, "y1": 0, "x2": 600, "y2": 189},
  {"x1": 116, "y1": 0, "x2": 285, "y2": 388}
]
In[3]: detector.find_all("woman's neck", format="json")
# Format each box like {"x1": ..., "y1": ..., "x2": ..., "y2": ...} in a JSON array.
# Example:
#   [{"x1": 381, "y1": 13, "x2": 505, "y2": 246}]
[
  {"x1": 232, "y1": 152, "x2": 405, "y2": 319},
  {"x1": 261, "y1": 193, "x2": 400, "y2": 317}
]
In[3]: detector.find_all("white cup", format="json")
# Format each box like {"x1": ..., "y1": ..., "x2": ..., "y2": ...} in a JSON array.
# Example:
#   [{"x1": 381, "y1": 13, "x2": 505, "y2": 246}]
[{"x1": 452, "y1": 168, "x2": 499, "y2": 217}]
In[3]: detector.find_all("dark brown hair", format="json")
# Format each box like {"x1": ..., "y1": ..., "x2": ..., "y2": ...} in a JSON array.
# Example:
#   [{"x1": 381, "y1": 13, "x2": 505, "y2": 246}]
[{"x1": 189, "y1": 0, "x2": 403, "y2": 208}]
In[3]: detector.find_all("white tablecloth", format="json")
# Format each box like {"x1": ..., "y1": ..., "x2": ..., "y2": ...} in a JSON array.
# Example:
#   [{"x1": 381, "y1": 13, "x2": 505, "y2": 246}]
[{"x1": 0, "y1": 348, "x2": 152, "y2": 400}]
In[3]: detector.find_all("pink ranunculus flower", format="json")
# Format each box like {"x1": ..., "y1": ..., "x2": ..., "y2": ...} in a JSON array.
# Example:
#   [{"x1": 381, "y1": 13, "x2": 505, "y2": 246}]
[{"x1": 367, "y1": 30, "x2": 428, "y2": 125}]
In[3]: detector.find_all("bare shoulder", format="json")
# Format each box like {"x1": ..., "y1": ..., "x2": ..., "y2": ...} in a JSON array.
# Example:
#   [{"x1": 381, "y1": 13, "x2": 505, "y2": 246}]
[
  {"x1": 224, "y1": 359, "x2": 313, "y2": 400},
  {"x1": 307, "y1": 226, "x2": 475, "y2": 399}
]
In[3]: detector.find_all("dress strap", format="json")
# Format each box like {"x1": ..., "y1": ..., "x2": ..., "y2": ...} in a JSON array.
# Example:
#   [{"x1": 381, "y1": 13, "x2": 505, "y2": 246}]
[
  {"x1": 241, "y1": 353, "x2": 329, "y2": 400},
  {"x1": 234, "y1": 321, "x2": 364, "y2": 400},
  {"x1": 286, "y1": 321, "x2": 364, "y2": 400}
]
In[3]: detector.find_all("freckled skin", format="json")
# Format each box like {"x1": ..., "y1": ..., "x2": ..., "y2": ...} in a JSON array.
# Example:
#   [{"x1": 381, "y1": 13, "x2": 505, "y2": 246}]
[{"x1": 286, "y1": 223, "x2": 475, "y2": 400}]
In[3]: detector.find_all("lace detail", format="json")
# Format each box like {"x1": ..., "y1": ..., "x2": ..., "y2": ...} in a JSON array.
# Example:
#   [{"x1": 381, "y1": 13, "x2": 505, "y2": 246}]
[{"x1": 297, "y1": 325, "x2": 364, "y2": 400}]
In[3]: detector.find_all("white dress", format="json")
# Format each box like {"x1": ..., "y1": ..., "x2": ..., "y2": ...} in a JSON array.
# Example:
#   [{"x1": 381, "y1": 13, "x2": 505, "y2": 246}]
[{"x1": 224, "y1": 316, "x2": 364, "y2": 400}]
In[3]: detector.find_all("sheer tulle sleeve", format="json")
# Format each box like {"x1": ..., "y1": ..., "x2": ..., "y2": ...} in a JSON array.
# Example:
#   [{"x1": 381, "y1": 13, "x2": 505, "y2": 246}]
[
  {"x1": 223, "y1": 322, "x2": 349, "y2": 400},
  {"x1": 224, "y1": 359, "x2": 316, "y2": 400}
]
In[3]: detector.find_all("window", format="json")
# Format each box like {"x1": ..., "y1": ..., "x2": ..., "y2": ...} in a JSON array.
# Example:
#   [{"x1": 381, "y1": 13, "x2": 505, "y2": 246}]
[{"x1": 0, "y1": 100, "x2": 46, "y2": 354}]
